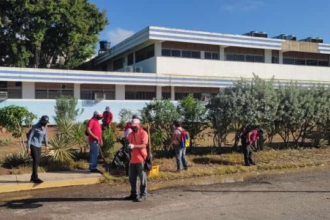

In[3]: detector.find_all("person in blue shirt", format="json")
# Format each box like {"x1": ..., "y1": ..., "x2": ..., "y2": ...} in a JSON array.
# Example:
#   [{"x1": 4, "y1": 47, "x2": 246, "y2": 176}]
[{"x1": 27, "y1": 115, "x2": 49, "y2": 183}]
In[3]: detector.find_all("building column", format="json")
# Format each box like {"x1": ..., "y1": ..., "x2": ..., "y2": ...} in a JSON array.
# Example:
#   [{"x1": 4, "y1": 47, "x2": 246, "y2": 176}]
[
  {"x1": 156, "y1": 86, "x2": 162, "y2": 99},
  {"x1": 265, "y1": 49, "x2": 272, "y2": 63},
  {"x1": 155, "y1": 42, "x2": 162, "y2": 57},
  {"x1": 219, "y1": 46, "x2": 225, "y2": 60},
  {"x1": 279, "y1": 51, "x2": 284, "y2": 64},
  {"x1": 171, "y1": 86, "x2": 175, "y2": 101},
  {"x1": 22, "y1": 82, "x2": 35, "y2": 99},
  {"x1": 74, "y1": 84, "x2": 80, "y2": 99},
  {"x1": 115, "y1": 84, "x2": 125, "y2": 100},
  {"x1": 201, "y1": 51, "x2": 205, "y2": 59}
]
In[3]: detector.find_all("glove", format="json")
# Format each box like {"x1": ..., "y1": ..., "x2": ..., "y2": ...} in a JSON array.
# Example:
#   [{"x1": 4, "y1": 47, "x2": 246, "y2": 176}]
[{"x1": 128, "y1": 144, "x2": 135, "y2": 149}]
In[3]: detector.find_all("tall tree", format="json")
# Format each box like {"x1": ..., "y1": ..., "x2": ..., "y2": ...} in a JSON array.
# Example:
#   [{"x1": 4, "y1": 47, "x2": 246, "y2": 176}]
[{"x1": 0, "y1": 0, "x2": 108, "y2": 69}]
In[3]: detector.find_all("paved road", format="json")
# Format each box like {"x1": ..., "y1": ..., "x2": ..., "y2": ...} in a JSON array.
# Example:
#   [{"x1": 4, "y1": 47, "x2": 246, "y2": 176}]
[{"x1": 0, "y1": 168, "x2": 330, "y2": 220}]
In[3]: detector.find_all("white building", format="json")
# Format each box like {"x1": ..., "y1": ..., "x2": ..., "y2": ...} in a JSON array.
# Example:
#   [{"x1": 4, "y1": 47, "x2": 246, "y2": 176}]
[{"x1": 1, "y1": 26, "x2": 330, "y2": 123}]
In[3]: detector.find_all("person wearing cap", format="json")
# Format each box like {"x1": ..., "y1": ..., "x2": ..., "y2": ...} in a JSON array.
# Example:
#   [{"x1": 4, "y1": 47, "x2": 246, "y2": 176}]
[
  {"x1": 124, "y1": 114, "x2": 142, "y2": 138},
  {"x1": 86, "y1": 111, "x2": 103, "y2": 172},
  {"x1": 102, "y1": 106, "x2": 113, "y2": 130},
  {"x1": 125, "y1": 118, "x2": 149, "y2": 202},
  {"x1": 168, "y1": 120, "x2": 188, "y2": 172},
  {"x1": 27, "y1": 115, "x2": 50, "y2": 183}
]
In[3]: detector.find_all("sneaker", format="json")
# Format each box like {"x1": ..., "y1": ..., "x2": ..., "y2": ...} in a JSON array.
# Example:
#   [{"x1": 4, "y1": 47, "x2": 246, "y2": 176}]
[
  {"x1": 244, "y1": 163, "x2": 251, "y2": 166},
  {"x1": 134, "y1": 196, "x2": 146, "y2": 202},
  {"x1": 124, "y1": 195, "x2": 137, "y2": 200},
  {"x1": 184, "y1": 167, "x2": 188, "y2": 171}
]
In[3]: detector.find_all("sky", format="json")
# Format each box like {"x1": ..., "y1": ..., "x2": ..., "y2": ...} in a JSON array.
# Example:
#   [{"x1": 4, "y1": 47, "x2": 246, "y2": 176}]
[{"x1": 90, "y1": 0, "x2": 330, "y2": 47}]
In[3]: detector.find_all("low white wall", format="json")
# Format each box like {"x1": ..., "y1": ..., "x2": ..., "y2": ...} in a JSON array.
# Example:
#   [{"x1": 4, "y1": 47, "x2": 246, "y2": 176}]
[{"x1": 157, "y1": 57, "x2": 330, "y2": 82}]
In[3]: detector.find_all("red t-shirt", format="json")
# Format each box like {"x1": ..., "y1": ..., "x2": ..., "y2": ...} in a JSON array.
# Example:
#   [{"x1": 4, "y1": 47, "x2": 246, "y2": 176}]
[
  {"x1": 249, "y1": 129, "x2": 258, "y2": 145},
  {"x1": 88, "y1": 118, "x2": 102, "y2": 142},
  {"x1": 102, "y1": 111, "x2": 113, "y2": 126},
  {"x1": 128, "y1": 129, "x2": 148, "y2": 164}
]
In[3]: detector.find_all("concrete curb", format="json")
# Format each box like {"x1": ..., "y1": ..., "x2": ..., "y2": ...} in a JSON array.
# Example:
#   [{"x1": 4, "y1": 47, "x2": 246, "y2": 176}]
[{"x1": 0, "y1": 177, "x2": 101, "y2": 194}]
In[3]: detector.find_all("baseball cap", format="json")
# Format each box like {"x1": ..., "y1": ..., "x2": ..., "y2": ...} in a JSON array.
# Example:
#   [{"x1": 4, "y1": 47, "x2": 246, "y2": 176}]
[
  {"x1": 40, "y1": 115, "x2": 49, "y2": 124},
  {"x1": 105, "y1": 106, "x2": 110, "y2": 111},
  {"x1": 131, "y1": 118, "x2": 140, "y2": 127},
  {"x1": 93, "y1": 110, "x2": 103, "y2": 117}
]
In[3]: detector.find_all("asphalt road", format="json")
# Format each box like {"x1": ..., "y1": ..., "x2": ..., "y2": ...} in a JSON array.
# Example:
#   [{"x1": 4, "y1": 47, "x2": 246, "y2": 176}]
[{"x1": 0, "y1": 168, "x2": 330, "y2": 220}]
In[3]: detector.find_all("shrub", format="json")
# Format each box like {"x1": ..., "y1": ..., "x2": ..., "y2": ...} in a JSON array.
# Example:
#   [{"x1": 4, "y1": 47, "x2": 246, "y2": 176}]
[
  {"x1": 46, "y1": 133, "x2": 75, "y2": 162},
  {"x1": 3, "y1": 153, "x2": 31, "y2": 168},
  {"x1": 54, "y1": 95, "x2": 84, "y2": 123},
  {"x1": 102, "y1": 127, "x2": 116, "y2": 158},
  {"x1": 0, "y1": 138, "x2": 10, "y2": 146}
]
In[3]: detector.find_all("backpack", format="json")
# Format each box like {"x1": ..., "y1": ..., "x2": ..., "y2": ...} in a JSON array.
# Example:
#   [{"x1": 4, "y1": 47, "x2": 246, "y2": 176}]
[
  {"x1": 26, "y1": 128, "x2": 32, "y2": 140},
  {"x1": 177, "y1": 128, "x2": 190, "y2": 148},
  {"x1": 85, "y1": 120, "x2": 91, "y2": 136}
]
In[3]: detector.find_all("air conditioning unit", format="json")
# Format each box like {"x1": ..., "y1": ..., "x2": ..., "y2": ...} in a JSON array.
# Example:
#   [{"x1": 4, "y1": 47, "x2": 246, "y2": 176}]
[
  {"x1": 300, "y1": 37, "x2": 323, "y2": 43},
  {"x1": 94, "y1": 92, "x2": 105, "y2": 102},
  {"x1": 134, "y1": 66, "x2": 143, "y2": 73},
  {"x1": 243, "y1": 31, "x2": 268, "y2": 38},
  {"x1": 124, "y1": 66, "x2": 133, "y2": 72},
  {"x1": 0, "y1": 91, "x2": 8, "y2": 100}
]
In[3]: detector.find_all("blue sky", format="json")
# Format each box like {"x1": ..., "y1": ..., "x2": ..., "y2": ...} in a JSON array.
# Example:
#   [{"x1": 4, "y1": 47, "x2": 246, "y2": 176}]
[{"x1": 90, "y1": 0, "x2": 330, "y2": 46}]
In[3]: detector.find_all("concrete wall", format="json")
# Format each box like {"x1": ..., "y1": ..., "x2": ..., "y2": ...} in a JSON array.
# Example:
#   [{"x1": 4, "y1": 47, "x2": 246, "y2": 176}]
[{"x1": 156, "y1": 57, "x2": 330, "y2": 82}]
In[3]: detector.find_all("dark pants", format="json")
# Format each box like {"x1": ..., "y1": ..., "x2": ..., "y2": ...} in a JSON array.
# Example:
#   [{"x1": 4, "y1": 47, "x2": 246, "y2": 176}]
[
  {"x1": 174, "y1": 145, "x2": 188, "y2": 171},
  {"x1": 31, "y1": 145, "x2": 41, "y2": 179},
  {"x1": 242, "y1": 144, "x2": 254, "y2": 165},
  {"x1": 129, "y1": 162, "x2": 147, "y2": 197}
]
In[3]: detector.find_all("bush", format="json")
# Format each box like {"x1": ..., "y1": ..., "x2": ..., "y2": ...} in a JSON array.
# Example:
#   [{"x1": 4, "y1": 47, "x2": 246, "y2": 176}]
[
  {"x1": 102, "y1": 127, "x2": 116, "y2": 158},
  {"x1": 0, "y1": 138, "x2": 10, "y2": 146},
  {"x1": 46, "y1": 133, "x2": 75, "y2": 162},
  {"x1": 3, "y1": 153, "x2": 31, "y2": 168}
]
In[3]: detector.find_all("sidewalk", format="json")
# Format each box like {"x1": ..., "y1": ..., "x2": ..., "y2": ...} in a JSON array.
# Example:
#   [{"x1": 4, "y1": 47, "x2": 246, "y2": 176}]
[{"x1": 0, "y1": 170, "x2": 102, "y2": 194}]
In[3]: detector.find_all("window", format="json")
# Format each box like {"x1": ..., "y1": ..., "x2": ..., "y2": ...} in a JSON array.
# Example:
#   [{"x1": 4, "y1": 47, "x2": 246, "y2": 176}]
[
  {"x1": 254, "y1": 56, "x2": 264, "y2": 63},
  {"x1": 135, "y1": 44, "x2": 155, "y2": 63},
  {"x1": 284, "y1": 57, "x2": 329, "y2": 66},
  {"x1": 318, "y1": 60, "x2": 329, "y2": 66},
  {"x1": 306, "y1": 59, "x2": 318, "y2": 66},
  {"x1": 162, "y1": 49, "x2": 171, "y2": 56},
  {"x1": 272, "y1": 56, "x2": 279, "y2": 64},
  {"x1": 295, "y1": 59, "x2": 305, "y2": 65},
  {"x1": 102, "y1": 65, "x2": 107, "y2": 71},
  {"x1": 35, "y1": 83, "x2": 73, "y2": 99},
  {"x1": 127, "y1": 53, "x2": 134, "y2": 65},
  {"x1": 171, "y1": 49, "x2": 181, "y2": 57},
  {"x1": 205, "y1": 52, "x2": 219, "y2": 60},
  {"x1": 191, "y1": 51, "x2": 201, "y2": 58},
  {"x1": 182, "y1": 50, "x2": 191, "y2": 58},
  {"x1": 113, "y1": 58, "x2": 124, "y2": 71},
  {"x1": 125, "y1": 85, "x2": 156, "y2": 100},
  {"x1": 162, "y1": 92, "x2": 171, "y2": 99},
  {"x1": 80, "y1": 84, "x2": 115, "y2": 100},
  {"x1": 283, "y1": 58, "x2": 295, "y2": 64},
  {"x1": 0, "y1": 81, "x2": 22, "y2": 99},
  {"x1": 235, "y1": 54, "x2": 245, "y2": 61}
]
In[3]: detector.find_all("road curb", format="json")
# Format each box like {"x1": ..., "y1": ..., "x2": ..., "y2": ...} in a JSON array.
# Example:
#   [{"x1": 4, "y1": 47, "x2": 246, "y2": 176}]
[{"x1": 0, "y1": 177, "x2": 101, "y2": 194}]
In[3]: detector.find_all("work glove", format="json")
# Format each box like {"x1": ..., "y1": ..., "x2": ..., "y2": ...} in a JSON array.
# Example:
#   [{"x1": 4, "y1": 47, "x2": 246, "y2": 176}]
[{"x1": 128, "y1": 144, "x2": 135, "y2": 149}]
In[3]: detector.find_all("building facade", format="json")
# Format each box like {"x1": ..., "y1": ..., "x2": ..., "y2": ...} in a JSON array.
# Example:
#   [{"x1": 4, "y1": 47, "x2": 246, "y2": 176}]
[{"x1": 1, "y1": 26, "x2": 330, "y2": 123}]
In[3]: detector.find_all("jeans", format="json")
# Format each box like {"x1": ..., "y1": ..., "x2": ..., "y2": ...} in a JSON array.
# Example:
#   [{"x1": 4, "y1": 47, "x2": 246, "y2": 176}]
[
  {"x1": 129, "y1": 162, "x2": 147, "y2": 197},
  {"x1": 174, "y1": 145, "x2": 188, "y2": 171},
  {"x1": 89, "y1": 141, "x2": 99, "y2": 170},
  {"x1": 31, "y1": 145, "x2": 41, "y2": 179},
  {"x1": 242, "y1": 144, "x2": 254, "y2": 165}
]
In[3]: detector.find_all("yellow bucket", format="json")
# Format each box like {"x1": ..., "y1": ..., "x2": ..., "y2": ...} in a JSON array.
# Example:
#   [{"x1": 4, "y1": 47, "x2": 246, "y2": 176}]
[{"x1": 147, "y1": 165, "x2": 159, "y2": 177}]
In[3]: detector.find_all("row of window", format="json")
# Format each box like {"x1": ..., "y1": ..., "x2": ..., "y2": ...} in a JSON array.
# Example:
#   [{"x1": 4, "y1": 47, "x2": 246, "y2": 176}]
[
  {"x1": 114, "y1": 44, "x2": 155, "y2": 70},
  {"x1": 226, "y1": 54, "x2": 264, "y2": 62},
  {"x1": 283, "y1": 58, "x2": 329, "y2": 66}
]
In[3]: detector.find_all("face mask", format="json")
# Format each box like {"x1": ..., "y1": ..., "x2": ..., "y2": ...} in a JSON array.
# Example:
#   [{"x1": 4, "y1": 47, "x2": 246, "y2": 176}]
[
  {"x1": 131, "y1": 126, "x2": 139, "y2": 132},
  {"x1": 96, "y1": 116, "x2": 102, "y2": 120},
  {"x1": 40, "y1": 122, "x2": 47, "y2": 126}
]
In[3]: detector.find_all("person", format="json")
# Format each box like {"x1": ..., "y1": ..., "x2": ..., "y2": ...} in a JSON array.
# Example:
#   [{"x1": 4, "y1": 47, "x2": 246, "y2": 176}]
[
  {"x1": 102, "y1": 106, "x2": 113, "y2": 130},
  {"x1": 27, "y1": 115, "x2": 49, "y2": 183},
  {"x1": 168, "y1": 120, "x2": 188, "y2": 172},
  {"x1": 241, "y1": 126, "x2": 263, "y2": 166},
  {"x1": 124, "y1": 114, "x2": 143, "y2": 138},
  {"x1": 125, "y1": 118, "x2": 149, "y2": 202},
  {"x1": 87, "y1": 111, "x2": 103, "y2": 172}
]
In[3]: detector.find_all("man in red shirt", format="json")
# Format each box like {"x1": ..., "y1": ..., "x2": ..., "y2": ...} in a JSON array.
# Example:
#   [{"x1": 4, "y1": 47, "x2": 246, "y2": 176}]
[
  {"x1": 102, "y1": 106, "x2": 113, "y2": 130},
  {"x1": 125, "y1": 119, "x2": 149, "y2": 202},
  {"x1": 87, "y1": 111, "x2": 103, "y2": 172}
]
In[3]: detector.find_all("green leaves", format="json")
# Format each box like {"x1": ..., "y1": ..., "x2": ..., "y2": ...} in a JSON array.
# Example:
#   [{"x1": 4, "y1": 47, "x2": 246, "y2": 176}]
[
  {"x1": 54, "y1": 95, "x2": 84, "y2": 123},
  {"x1": 0, "y1": 0, "x2": 108, "y2": 68}
]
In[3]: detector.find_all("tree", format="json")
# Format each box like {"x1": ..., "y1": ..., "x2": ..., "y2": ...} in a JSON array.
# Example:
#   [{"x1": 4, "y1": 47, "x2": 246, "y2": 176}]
[
  {"x1": 0, "y1": 0, "x2": 108, "y2": 69},
  {"x1": 0, "y1": 105, "x2": 36, "y2": 152},
  {"x1": 141, "y1": 99, "x2": 180, "y2": 150},
  {"x1": 178, "y1": 95, "x2": 208, "y2": 148}
]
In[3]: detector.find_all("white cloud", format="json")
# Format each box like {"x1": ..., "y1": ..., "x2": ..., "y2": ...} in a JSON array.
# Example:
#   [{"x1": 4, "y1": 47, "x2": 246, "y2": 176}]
[
  {"x1": 222, "y1": 0, "x2": 264, "y2": 12},
  {"x1": 106, "y1": 28, "x2": 135, "y2": 46}
]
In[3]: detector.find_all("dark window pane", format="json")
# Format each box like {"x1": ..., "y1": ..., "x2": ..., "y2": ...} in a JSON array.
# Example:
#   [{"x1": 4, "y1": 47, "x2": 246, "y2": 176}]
[
  {"x1": 283, "y1": 58, "x2": 294, "y2": 64},
  {"x1": 254, "y1": 56, "x2": 264, "y2": 63},
  {"x1": 226, "y1": 54, "x2": 235, "y2": 61},
  {"x1": 171, "y1": 50, "x2": 181, "y2": 57},
  {"x1": 205, "y1": 52, "x2": 212, "y2": 59},
  {"x1": 306, "y1": 60, "x2": 318, "y2": 66},
  {"x1": 246, "y1": 55, "x2": 254, "y2": 62},
  {"x1": 182, "y1": 50, "x2": 191, "y2": 58},
  {"x1": 272, "y1": 56, "x2": 279, "y2": 64},
  {"x1": 135, "y1": 44, "x2": 155, "y2": 63},
  {"x1": 162, "y1": 92, "x2": 171, "y2": 99},
  {"x1": 295, "y1": 59, "x2": 305, "y2": 65},
  {"x1": 162, "y1": 49, "x2": 171, "y2": 56},
  {"x1": 113, "y1": 58, "x2": 124, "y2": 70},
  {"x1": 191, "y1": 51, "x2": 201, "y2": 58},
  {"x1": 212, "y1": 53, "x2": 219, "y2": 60},
  {"x1": 235, "y1": 54, "x2": 245, "y2": 61},
  {"x1": 127, "y1": 53, "x2": 134, "y2": 65}
]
